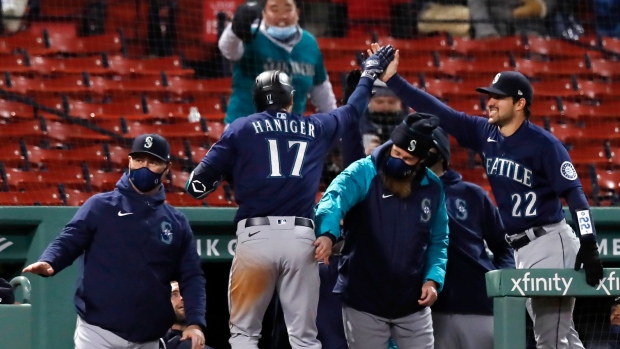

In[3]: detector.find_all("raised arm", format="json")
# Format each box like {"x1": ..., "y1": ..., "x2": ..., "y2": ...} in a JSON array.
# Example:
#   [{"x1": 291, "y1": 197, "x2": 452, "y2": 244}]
[
  {"x1": 321, "y1": 46, "x2": 397, "y2": 142},
  {"x1": 340, "y1": 70, "x2": 367, "y2": 166},
  {"x1": 217, "y1": 3, "x2": 262, "y2": 61},
  {"x1": 368, "y1": 44, "x2": 487, "y2": 151}
]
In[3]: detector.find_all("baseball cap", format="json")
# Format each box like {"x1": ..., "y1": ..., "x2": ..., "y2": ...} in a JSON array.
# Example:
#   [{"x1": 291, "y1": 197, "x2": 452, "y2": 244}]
[
  {"x1": 0, "y1": 278, "x2": 15, "y2": 304},
  {"x1": 372, "y1": 80, "x2": 398, "y2": 98},
  {"x1": 613, "y1": 297, "x2": 620, "y2": 306},
  {"x1": 391, "y1": 112, "x2": 439, "y2": 159},
  {"x1": 475, "y1": 71, "x2": 533, "y2": 107},
  {"x1": 129, "y1": 134, "x2": 171, "y2": 162}
]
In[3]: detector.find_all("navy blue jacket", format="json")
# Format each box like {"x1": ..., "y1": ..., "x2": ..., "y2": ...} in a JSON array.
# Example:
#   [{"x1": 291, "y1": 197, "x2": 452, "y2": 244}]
[
  {"x1": 315, "y1": 142, "x2": 449, "y2": 319},
  {"x1": 431, "y1": 169, "x2": 514, "y2": 315},
  {"x1": 39, "y1": 174, "x2": 206, "y2": 343}
]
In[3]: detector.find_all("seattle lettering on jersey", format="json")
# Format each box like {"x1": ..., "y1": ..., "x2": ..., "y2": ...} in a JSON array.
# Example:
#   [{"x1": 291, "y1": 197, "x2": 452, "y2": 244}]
[
  {"x1": 252, "y1": 118, "x2": 316, "y2": 138},
  {"x1": 485, "y1": 157, "x2": 533, "y2": 187},
  {"x1": 264, "y1": 61, "x2": 316, "y2": 77}
]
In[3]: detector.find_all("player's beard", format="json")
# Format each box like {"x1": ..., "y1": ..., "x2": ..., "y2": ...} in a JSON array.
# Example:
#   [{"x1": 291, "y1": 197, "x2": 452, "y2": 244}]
[
  {"x1": 488, "y1": 108, "x2": 514, "y2": 128},
  {"x1": 380, "y1": 171, "x2": 416, "y2": 199},
  {"x1": 174, "y1": 311, "x2": 186, "y2": 325}
]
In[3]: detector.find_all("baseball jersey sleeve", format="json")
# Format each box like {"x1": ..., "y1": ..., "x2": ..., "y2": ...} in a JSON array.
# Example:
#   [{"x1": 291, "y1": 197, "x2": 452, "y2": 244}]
[
  {"x1": 314, "y1": 77, "x2": 374, "y2": 143},
  {"x1": 423, "y1": 181, "x2": 449, "y2": 292},
  {"x1": 542, "y1": 139, "x2": 582, "y2": 195},
  {"x1": 386, "y1": 74, "x2": 488, "y2": 152},
  {"x1": 315, "y1": 157, "x2": 377, "y2": 239},
  {"x1": 38, "y1": 196, "x2": 100, "y2": 273},
  {"x1": 199, "y1": 122, "x2": 238, "y2": 178},
  {"x1": 176, "y1": 217, "x2": 207, "y2": 329}
]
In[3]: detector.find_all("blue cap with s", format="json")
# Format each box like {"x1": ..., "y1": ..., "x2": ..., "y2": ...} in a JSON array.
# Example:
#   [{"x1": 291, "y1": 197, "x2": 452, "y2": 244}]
[
  {"x1": 129, "y1": 134, "x2": 171, "y2": 162},
  {"x1": 476, "y1": 71, "x2": 534, "y2": 108}
]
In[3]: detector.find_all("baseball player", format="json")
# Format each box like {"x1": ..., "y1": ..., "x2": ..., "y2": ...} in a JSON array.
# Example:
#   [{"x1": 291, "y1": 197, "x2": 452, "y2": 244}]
[
  {"x1": 373, "y1": 43, "x2": 603, "y2": 349},
  {"x1": 185, "y1": 45, "x2": 396, "y2": 349},
  {"x1": 427, "y1": 127, "x2": 515, "y2": 349}
]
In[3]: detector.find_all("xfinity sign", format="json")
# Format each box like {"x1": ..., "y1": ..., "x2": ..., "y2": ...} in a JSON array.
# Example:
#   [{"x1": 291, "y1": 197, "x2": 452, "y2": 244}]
[{"x1": 510, "y1": 272, "x2": 573, "y2": 296}]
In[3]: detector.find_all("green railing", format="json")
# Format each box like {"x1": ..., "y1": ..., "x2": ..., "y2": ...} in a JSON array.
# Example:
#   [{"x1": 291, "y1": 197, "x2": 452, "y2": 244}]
[{"x1": 486, "y1": 268, "x2": 620, "y2": 349}]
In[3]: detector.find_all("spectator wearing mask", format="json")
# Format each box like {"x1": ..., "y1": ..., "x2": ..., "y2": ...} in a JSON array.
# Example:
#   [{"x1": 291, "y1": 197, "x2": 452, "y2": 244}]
[
  {"x1": 361, "y1": 79, "x2": 406, "y2": 155},
  {"x1": 218, "y1": 0, "x2": 337, "y2": 125}
]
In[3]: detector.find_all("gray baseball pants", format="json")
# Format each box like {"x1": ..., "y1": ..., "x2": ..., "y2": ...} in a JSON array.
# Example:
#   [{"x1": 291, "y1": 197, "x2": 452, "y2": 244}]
[
  {"x1": 514, "y1": 219, "x2": 585, "y2": 349},
  {"x1": 74, "y1": 316, "x2": 158, "y2": 349},
  {"x1": 342, "y1": 304, "x2": 434, "y2": 349},
  {"x1": 432, "y1": 313, "x2": 493, "y2": 349},
  {"x1": 228, "y1": 217, "x2": 321, "y2": 349}
]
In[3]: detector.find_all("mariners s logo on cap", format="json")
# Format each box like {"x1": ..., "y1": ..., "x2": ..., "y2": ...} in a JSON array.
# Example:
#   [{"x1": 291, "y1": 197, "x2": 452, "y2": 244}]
[
  {"x1": 493, "y1": 73, "x2": 501, "y2": 84},
  {"x1": 408, "y1": 140, "x2": 417, "y2": 152},
  {"x1": 144, "y1": 136, "x2": 153, "y2": 149}
]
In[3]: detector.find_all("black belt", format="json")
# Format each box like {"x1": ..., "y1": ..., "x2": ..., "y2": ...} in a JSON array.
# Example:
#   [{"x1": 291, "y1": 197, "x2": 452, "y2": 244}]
[
  {"x1": 506, "y1": 227, "x2": 548, "y2": 250},
  {"x1": 245, "y1": 217, "x2": 314, "y2": 229}
]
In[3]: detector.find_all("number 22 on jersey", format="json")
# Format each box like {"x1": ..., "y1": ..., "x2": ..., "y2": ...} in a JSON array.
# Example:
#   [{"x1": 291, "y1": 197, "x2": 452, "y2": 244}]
[
  {"x1": 267, "y1": 139, "x2": 308, "y2": 177},
  {"x1": 511, "y1": 191, "x2": 537, "y2": 217}
]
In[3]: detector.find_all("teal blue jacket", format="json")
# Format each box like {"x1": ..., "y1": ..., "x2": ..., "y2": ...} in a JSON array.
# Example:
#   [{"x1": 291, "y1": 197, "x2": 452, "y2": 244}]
[
  {"x1": 315, "y1": 142, "x2": 449, "y2": 318},
  {"x1": 225, "y1": 28, "x2": 329, "y2": 124}
]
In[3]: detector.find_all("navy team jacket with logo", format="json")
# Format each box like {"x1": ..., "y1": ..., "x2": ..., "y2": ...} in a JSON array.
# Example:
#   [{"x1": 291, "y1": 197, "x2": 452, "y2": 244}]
[
  {"x1": 38, "y1": 174, "x2": 206, "y2": 343},
  {"x1": 431, "y1": 169, "x2": 515, "y2": 316},
  {"x1": 315, "y1": 141, "x2": 449, "y2": 319}
]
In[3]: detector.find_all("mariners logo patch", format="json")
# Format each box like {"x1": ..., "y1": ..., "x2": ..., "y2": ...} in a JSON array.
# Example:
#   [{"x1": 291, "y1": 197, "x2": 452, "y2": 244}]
[
  {"x1": 492, "y1": 73, "x2": 501, "y2": 84},
  {"x1": 144, "y1": 136, "x2": 153, "y2": 149},
  {"x1": 408, "y1": 140, "x2": 417, "y2": 152},
  {"x1": 420, "y1": 198, "x2": 432, "y2": 223},
  {"x1": 160, "y1": 221, "x2": 173, "y2": 245},
  {"x1": 560, "y1": 161, "x2": 578, "y2": 180}
]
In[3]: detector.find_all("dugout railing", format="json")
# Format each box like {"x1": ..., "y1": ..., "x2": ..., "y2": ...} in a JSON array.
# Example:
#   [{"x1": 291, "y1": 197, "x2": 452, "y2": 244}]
[{"x1": 486, "y1": 268, "x2": 620, "y2": 349}]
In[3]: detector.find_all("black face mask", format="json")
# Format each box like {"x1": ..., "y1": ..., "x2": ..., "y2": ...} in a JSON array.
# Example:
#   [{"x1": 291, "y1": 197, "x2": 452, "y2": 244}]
[
  {"x1": 424, "y1": 152, "x2": 442, "y2": 169},
  {"x1": 367, "y1": 111, "x2": 404, "y2": 125}
]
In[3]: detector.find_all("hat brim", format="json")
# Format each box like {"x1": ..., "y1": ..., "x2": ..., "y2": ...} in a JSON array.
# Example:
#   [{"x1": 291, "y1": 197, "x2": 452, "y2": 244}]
[
  {"x1": 128, "y1": 151, "x2": 169, "y2": 162},
  {"x1": 475, "y1": 86, "x2": 511, "y2": 97}
]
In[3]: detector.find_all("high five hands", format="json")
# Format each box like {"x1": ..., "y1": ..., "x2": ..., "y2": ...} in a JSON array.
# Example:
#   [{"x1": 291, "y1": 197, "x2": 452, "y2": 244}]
[{"x1": 367, "y1": 42, "x2": 400, "y2": 83}]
